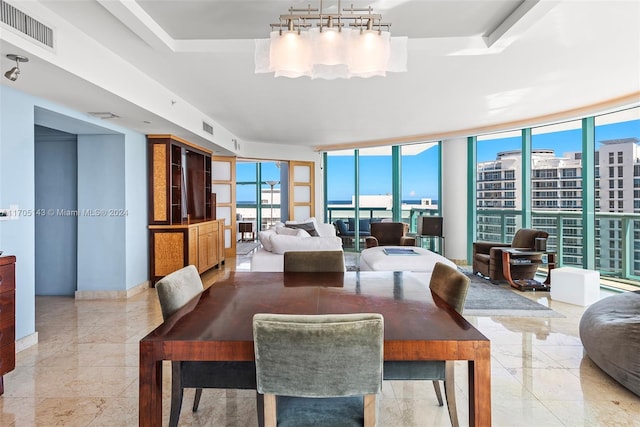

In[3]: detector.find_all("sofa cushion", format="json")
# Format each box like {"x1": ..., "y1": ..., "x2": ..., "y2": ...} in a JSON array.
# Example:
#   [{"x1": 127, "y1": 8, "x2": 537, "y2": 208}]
[
  {"x1": 259, "y1": 230, "x2": 276, "y2": 252},
  {"x1": 270, "y1": 235, "x2": 342, "y2": 255},
  {"x1": 315, "y1": 222, "x2": 337, "y2": 238}
]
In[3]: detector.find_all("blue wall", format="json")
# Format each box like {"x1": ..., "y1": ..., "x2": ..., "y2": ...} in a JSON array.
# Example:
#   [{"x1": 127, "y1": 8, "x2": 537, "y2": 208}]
[
  {"x1": 0, "y1": 85, "x2": 148, "y2": 342},
  {"x1": 34, "y1": 126, "x2": 78, "y2": 296}
]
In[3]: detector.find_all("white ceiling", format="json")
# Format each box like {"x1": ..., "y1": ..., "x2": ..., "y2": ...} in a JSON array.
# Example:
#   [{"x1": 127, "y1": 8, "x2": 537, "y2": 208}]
[{"x1": 1, "y1": 0, "x2": 639, "y2": 152}]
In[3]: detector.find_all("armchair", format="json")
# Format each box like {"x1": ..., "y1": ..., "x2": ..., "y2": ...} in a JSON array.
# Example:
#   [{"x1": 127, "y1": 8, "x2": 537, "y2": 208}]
[
  {"x1": 472, "y1": 228, "x2": 549, "y2": 282},
  {"x1": 365, "y1": 222, "x2": 416, "y2": 248}
]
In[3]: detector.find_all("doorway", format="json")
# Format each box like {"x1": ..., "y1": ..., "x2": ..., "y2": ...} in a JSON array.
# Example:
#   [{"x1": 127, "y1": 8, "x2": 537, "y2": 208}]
[{"x1": 34, "y1": 125, "x2": 77, "y2": 296}]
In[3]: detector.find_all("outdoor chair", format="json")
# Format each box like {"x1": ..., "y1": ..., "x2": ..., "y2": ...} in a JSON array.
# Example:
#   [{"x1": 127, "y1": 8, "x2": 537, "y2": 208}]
[
  {"x1": 283, "y1": 250, "x2": 346, "y2": 272},
  {"x1": 156, "y1": 265, "x2": 257, "y2": 427},
  {"x1": 472, "y1": 228, "x2": 549, "y2": 282},
  {"x1": 365, "y1": 222, "x2": 416, "y2": 248},
  {"x1": 253, "y1": 313, "x2": 384, "y2": 427},
  {"x1": 383, "y1": 262, "x2": 470, "y2": 427}
]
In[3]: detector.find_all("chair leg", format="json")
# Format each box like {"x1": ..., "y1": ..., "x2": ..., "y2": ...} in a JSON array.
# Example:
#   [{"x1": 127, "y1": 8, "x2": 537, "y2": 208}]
[
  {"x1": 431, "y1": 380, "x2": 444, "y2": 406},
  {"x1": 192, "y1": 388, "x2": 203, "y2": 412},
  {"x1": 444, "y1": 361, "x2": 459, "y2": 427},
  {"x1": 169, "y1": 362, "x2": 184, "y2": 427}
]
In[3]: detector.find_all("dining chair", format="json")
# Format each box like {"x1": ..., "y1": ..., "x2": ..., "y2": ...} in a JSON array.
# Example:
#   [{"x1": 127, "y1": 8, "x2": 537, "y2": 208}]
[
  {"x1": 156, "y1": 265, "x2": 257, "y2": 427},
  {"x1": 283, "y1": 250, "x2": 346, "y2": 272},
  {"x1": 253, "y1": 313, "x2": 384, "y2": 427},
  {"x1": 383, "y1": 262, "x2": 470, "y2": 427}
]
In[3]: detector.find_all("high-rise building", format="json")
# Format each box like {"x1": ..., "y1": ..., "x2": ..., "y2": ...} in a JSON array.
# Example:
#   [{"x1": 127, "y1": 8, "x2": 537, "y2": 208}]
[{"x1": 476, "y1": 138, "x2": 640, "y2": 275}]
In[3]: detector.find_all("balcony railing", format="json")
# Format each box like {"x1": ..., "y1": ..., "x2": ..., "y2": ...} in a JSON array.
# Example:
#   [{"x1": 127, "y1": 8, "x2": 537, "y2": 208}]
[{"x1": 477, "y1": 209, "x2": 640, "y2": 285}]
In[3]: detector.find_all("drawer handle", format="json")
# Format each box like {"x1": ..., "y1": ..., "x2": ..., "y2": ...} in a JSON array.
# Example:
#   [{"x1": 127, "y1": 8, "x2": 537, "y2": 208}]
[{"x1": 0, "y1": 274, "x2": 3, "y2": 285}]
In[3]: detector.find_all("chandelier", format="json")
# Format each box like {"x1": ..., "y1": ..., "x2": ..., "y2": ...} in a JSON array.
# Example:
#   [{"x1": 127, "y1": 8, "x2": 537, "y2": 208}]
[{"x1": 255, "y1": 1, "x2": 407, "y2": 79}]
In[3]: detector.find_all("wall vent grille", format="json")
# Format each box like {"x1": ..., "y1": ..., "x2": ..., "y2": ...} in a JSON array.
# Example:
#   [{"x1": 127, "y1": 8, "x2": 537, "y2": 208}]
[
  {"x1": 202, "y1": 121, "x2": 214, "y2": 135},
  {"x1": 0, "y1": 0, "x2": 54, "y2": 48}
]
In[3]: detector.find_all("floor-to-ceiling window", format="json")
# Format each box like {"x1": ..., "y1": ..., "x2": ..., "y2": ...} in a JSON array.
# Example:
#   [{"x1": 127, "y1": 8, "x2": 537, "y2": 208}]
[
  {"x1": 401, "y1": 142, "x2": 440, "y2": 230},
  {"x1": 236, "y1": 160, "x2": 282, "y2": 233},
  {"x1": 325, "y1": 144, "x2": 441, "y2": 251},
  {"x1": 594, "y1": 107, "x2": 640, "y2": 279},
  {"x1": 530, "y1": 120, "x2": 583, "y2": 267},
  {"x1": 236, "y1": 161, "x2": 259, "y2": 235},
  {"x1": 475, "y1": 130, "x2": 522, "y2": 243}
]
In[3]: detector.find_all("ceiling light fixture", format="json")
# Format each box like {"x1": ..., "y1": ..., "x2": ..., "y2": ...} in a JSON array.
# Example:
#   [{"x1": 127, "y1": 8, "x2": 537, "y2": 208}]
[
  {"x1": 4, "y1": 54, "x2": 29, "y2": 81},
  {"x1": 255, "y1": 0, "x2": 407, "y2": 79}
]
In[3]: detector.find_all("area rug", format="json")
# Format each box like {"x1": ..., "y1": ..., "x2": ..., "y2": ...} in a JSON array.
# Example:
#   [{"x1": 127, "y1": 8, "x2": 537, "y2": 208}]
[
  {"x1": 344, "y1": 254, "x2": 561, "y2": 317},
  {"x1": 462, "y1": 272, "x2": 563, "y2": 318},
  {"x1": 236, "y1": 240, "x2": 261, "y2": 255}
]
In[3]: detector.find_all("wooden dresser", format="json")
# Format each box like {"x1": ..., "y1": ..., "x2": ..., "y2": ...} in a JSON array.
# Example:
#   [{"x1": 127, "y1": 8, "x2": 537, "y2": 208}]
[{"x1": 0, "y1": 255, "x2": 16, "y2": 395}]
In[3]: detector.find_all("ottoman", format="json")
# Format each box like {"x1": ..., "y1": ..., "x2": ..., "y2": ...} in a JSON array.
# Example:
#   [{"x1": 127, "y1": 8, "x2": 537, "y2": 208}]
[
  {"x1": 550, "y1": 267, "x2": 600, "y2": 306},
  {"x1": 580, "y1": 291, "x2": 640, "y2": 396},
  {"x1": 359, "y1": 246, "x2": 456, "y2": 272}
]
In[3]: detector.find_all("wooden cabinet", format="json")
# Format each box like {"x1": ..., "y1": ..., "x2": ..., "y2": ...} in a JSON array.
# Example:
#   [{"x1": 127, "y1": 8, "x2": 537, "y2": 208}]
[
  {"x1": 0, "y1": 255, "x2": 16, "y2": 396},
  {"x1": 147, "y1": 134, "x2": 222, "y2": 284},
  {"x1": 147, "y1": 135, "x2": 214, "y2": 225},
  {"x1": 149, "y1": 219, "x2": 225, "y2": 283}
]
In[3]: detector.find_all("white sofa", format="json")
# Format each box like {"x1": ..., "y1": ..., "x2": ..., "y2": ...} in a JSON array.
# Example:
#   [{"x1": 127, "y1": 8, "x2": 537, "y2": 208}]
[{"x1": 251, "y1": 219, "x2": 343, "y2": 272}]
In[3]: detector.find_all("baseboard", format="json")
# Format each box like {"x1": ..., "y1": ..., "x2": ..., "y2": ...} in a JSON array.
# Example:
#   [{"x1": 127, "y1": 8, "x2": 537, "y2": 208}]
[
  {"x1": 449, "y1": 259, "x2": 467, "y2": 266},
  {"x1": 16, "y1": 332, "x2": 38, "y2": 352},
  {"x1": 74, "y1": 280, "x2": 150, "y2": 300}
]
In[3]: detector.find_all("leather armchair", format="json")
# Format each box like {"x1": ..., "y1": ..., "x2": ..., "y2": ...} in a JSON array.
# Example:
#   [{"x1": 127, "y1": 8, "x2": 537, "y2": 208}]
[
  {"x1": 365, "y1": 222, "x2": 416, "y2": 248},
  {"x1": 472, "y1": 228, "x2": 549, "y2": 282}
]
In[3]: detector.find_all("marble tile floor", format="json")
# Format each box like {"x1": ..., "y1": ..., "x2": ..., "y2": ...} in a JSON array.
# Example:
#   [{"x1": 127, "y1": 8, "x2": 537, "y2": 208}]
[{"x1": 1, "y1": 252, "x2": 639, "y2": 426}]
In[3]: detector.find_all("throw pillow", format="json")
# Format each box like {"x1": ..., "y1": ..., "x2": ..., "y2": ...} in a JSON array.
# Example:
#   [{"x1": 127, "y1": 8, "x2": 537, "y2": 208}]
[
  {"x1": 285, "y1": 221, "x2": 319, "y2": 236},
  {"x1": 276, "y1": 226, "x2": 301, "y2": 236}
]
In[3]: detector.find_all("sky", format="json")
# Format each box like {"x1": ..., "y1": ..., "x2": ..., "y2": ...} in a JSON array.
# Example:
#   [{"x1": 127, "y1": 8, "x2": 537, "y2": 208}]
[{"x1": 235, "y1": 115, "x2": 640, "y2": 203}]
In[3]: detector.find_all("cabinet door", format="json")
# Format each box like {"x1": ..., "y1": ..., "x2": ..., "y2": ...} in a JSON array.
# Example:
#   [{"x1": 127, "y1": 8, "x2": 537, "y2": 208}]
[
  {"x1": 216, "y1": 219, "x2": 225, "y2": 264},
  {"x1": 150, "y1": 230, "x2": 187, "y2": 282},
  {"x1": 188, "y1": 227, "x2": 198, "y2": 268},
  {"x1": 197, "y1": 223, "x2": 216, "y2": 273},
  {"x1": 148, "y1": 140, "x2": 170, "y2": 224}
]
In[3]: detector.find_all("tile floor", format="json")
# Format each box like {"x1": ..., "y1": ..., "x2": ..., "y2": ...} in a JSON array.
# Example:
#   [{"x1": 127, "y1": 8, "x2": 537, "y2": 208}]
[{"x1": 1, "y1": 251, "x2": 639, "y2": 426}]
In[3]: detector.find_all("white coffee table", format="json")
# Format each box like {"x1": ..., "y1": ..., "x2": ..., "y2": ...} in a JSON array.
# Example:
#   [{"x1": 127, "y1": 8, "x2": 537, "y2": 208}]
[{"x1": 359, "y1": 246, "x2": 456, "y2": 272}]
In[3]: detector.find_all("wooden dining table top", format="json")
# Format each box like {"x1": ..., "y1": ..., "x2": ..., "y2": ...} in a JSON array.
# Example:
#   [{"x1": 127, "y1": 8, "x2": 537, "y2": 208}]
[{"x1": 141, "y1": 271, "x2": 489, "y2": 362}]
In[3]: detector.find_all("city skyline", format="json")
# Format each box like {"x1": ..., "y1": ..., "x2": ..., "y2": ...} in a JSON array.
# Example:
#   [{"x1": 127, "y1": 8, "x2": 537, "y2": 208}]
[{"x1": 234, "y1": 116, "x2": 640, "y2": 203}]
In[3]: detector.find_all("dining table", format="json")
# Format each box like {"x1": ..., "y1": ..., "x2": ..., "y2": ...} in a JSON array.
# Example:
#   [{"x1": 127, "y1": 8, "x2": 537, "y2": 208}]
[{"x1": 139, "y1": 270, "x2": 491, "y2": 426}]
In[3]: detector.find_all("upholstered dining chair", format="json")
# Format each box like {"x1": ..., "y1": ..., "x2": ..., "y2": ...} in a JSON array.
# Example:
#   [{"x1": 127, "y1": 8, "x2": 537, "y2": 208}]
[
  {"x1": 383, "y1": 262, "x2": 470, "y2": 427},
  {"x1": 156, "y1": 265, "x2": 257, "y2": 427},
  {"x1": 365, "y1": 222, "x2": 416, "y2": 248},
  {"x1": 253, "y1": 313, "x2": 384, "y2": 427},
  {"x1": 472, "y1": 228, "x2": 549, "y2": 282},
  {"x1": 283, "y1": 250, "x2": 346, "y2": 272}
]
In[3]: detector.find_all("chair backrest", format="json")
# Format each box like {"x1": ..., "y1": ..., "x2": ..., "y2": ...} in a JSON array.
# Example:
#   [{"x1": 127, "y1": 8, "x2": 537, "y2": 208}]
[
  {"x1": 283, "y1": 250, "x2": 346, "y2": 272},
  {"x1": 511, "y1": 229, "x2": 549, "y2": 249},
  {"x1": 429, "y1": 262, "x2": 471, "y2": 314},
  {"x1": 370, "y1": 222, "x2": 407, "y2": 246},
  {"x1": 253, "y1": 313, "x2": 384, "y2": 398},
  {"x1": 155, "y1": 265, "x2": 204, "y2": 321}
]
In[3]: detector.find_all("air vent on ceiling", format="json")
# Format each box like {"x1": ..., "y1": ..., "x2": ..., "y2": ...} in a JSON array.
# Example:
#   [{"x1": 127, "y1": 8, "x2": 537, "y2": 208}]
[
  {"x1": 88, "y1": 112, "x2": 120, "y2": 120},
  {"x1": 202, "y1": 121, "x2": 214, "y2": 135},
  {"x1": 0, "y1": 0, "x2": 54, "y2": 48}
]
